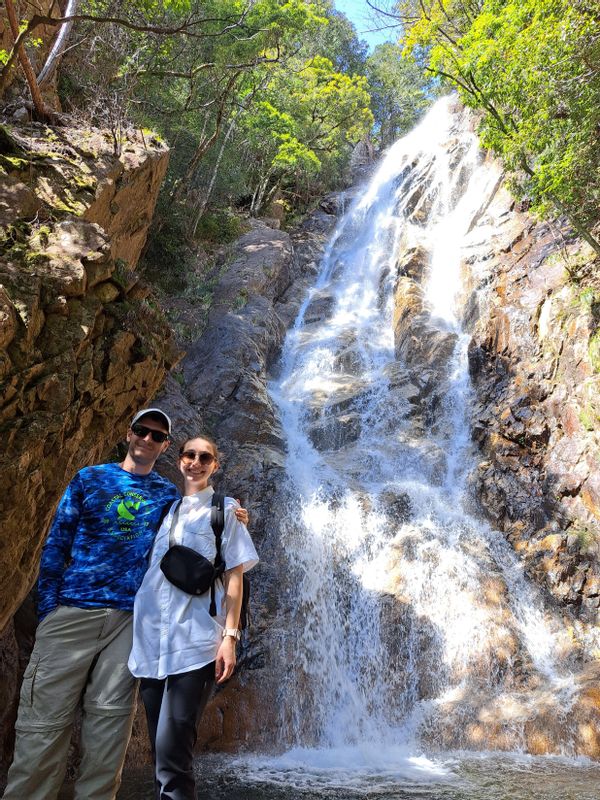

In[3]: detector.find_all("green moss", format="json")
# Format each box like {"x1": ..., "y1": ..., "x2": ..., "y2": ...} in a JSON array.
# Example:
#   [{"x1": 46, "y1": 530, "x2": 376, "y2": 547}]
[
  {"x1": 71, "y1": 173, "x2": 96, "y2": 190},
  {"x1": 23, "y1": 251, "x2": 50, "y2": 268},
  {"x1": 30, "y1": 225, "x2": 51, "y2": 249},
  {"x1": 234, "y1": 287, "x2": 249, "y2": 311},
  {"x1": 112, "y1": 258, "x2": 132, "y2": 289},
  {"x1": 0, "y1": 154, "x2": 29, "y2": 170},
  {"x1": 578, "y1": 404, "x2": 598, "y2": 430},
  {"x1": 589, "y1": 332, "x2": 600, "y2": 373},
  {"x1": 141, "y1": 127, "x2": 163, "y2": 145},
  {"x1": 579, "y1": 287, "x2": 597, "y2": 307},
  {"x1": 572, "y1": 526, "x2": 597, "y2": 553}
]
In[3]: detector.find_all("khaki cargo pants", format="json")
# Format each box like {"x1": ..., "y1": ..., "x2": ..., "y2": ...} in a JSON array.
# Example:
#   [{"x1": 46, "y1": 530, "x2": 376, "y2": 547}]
[{"x1": 3, "y1": 605, "x2": 137, "y2": 800}]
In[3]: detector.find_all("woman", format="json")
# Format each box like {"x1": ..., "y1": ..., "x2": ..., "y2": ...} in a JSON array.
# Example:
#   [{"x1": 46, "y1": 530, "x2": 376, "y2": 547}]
[{"x1": 128, "y1": 435, "x2": 258, "y2": 800}]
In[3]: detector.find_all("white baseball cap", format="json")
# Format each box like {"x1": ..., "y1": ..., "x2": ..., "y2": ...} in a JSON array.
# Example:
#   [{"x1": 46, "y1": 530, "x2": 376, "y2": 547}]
[{"x1": 131, "y1": 408, "x2": 172, "y2": 434}]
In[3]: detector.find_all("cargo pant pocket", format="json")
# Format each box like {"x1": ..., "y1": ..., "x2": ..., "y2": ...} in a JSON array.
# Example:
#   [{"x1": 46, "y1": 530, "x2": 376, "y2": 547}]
[{"x1": 19, "y1": 656, "x2": 40, "y2": 707}]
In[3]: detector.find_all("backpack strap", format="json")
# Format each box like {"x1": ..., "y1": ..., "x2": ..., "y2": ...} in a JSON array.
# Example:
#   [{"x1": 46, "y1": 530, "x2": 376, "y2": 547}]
[{"x1": 209, "y1": 492, "x2": 226, "y2": 617}]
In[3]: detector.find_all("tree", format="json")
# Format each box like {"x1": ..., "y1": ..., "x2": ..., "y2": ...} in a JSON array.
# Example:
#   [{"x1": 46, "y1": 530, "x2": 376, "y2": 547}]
[
  {"x1": 304, "y1": 2, "x2": 369, "y2": 75},
  {"x1": 366, "y1": 42, "x2": 432, "y2": 147},
  {"x1": 238, "y1": 55, "x2": 374, "y2": 211},
  {"x1": 398, "y1": 0, "x2": 600, "y2": 253}
]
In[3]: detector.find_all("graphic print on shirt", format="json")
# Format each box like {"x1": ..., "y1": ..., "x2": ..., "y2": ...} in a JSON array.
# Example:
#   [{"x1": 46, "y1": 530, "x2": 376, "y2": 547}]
[{"x1": 103, "y1": 491, "x2": 149, "y2": 540}]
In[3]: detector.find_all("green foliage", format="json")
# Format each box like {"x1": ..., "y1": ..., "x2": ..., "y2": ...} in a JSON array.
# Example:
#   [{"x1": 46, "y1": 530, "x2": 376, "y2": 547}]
[
  {"x1": 589, "y1": 332, "x2": 600, "y2": 374},
  {"x1": 366, "y1": 43, "x2": 433, "y2": 147},
  {"x1": 571, "y1": 525, "x2": 598, "y2": 553},
  {"x1": 400, "y1": 0, "x2": 600, "y2": 251},
  {"x1": 304, "y1": 2, "x2": 369, "y2": 75},
  {"x1": 51, "y1": 0, "x2": 377, "y2": 283},
  {"x1": 237, "y1": 53, "x2": 373, "y2": 209},
  {"x1": 142, "y1": 197, "x2": 194, "y2": 293},
  {"x1": 193, "y1": 209, "x2": 242, "y2": 242}
]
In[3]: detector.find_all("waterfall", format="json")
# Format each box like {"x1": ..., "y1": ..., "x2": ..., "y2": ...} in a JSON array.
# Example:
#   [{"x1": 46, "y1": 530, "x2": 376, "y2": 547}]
[{"x1": 263, "y1": 96, "x2": 585, "y2": 769}]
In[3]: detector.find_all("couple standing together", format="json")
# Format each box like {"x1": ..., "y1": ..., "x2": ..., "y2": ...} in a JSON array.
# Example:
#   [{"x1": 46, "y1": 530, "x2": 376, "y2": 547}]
[{"x1": 3, "y1": 408, "x2": 258, "y2": 800}]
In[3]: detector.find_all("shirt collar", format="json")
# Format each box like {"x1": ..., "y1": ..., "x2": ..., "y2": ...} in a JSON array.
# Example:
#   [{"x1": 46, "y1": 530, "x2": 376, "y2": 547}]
[{"x1": 181, "y1": 485, "x2": 215, "y2": 505}]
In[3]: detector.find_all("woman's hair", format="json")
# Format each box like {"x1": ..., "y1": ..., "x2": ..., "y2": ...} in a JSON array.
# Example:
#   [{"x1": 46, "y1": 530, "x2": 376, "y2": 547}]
[{"x1": 178, "y1": 434, "x2": 220, "y2": 462}]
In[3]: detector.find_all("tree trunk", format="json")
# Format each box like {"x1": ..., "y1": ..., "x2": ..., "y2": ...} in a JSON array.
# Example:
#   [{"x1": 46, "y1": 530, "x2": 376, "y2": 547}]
[
  {"x1": 191, "y1": 114, "x2": 238, "y2": 238},
  {"x1": 172, "y1": 72, "x2": 240, "y2": 204},
  {"x1": 36, "y1": 0, "x2": 79, "y2": 87},
  {"x1": 251, "y1": 171, "x2": 273, "y2": 215},
  {"x1": 4, "y1": 0, "x2": 48, "y2": 119}
]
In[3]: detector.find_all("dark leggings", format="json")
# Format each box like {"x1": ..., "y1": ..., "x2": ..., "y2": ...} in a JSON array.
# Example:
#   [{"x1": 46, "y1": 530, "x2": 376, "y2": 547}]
[{"x1": 140, "y1": 663, "x2": 215, "y2": 800}]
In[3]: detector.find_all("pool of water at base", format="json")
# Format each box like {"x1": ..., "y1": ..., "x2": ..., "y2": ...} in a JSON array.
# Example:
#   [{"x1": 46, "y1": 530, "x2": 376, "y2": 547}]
[{"x1": 107, "y1": 750, "x2": 600, "y2": 800}]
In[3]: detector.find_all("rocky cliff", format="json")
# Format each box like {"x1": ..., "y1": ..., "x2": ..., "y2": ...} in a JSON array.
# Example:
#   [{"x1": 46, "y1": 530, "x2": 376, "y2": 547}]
[
  {"x1": 465, "y1": 198, "x2": 600, "y2": 629},
  {"x1": 0, "y1": 118, "x2": 177, "y2": 766}
]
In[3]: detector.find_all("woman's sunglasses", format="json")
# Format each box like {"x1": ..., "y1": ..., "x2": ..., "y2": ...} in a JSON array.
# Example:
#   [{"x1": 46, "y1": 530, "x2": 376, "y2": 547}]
[
  {"x1": 131, "y1": 423, "x2": 170, "y2": 443},
  {"x1": 179, "y1": 450, "x2": 216, "y2": 466}
]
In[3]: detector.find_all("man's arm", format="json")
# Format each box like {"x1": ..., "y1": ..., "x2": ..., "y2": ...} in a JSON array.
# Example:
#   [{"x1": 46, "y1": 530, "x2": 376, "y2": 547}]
[{"x1": 37, "y1": 473, "x2": 84, "y2": 619}]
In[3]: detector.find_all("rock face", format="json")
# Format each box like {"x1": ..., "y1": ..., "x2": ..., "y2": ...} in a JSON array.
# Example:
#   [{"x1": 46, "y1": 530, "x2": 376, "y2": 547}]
[
  {"x1": 0, "y1": 120, "x2": 176, "y2": 766},
  {"x1": 464, "y1": 209, "x2": 600, "y2": 624},
  {"x1": 148, "y1": 209, "x2": 337, "y2": 755},
  {"x1": 378, "y1": 109, "x2": 600, "y2": 754}
]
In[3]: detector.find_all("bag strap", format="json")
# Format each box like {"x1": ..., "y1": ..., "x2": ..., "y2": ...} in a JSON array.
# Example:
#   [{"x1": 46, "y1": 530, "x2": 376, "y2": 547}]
[
  {"x1": 147, "y1": 500, "x2": 180, "y2": 563},
  {"x1": 167, "y1": 501, "x2": 182, "y2": 548},
  {"x1": 209, "y1": 492, "x2": 226, "y2": 617}
]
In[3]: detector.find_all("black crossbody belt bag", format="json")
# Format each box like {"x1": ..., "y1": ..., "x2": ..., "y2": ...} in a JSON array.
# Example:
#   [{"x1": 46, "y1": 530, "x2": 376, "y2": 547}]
[
  {"x1": 159, "y1": 544, "x2": 216, "y2": 596},
  {"x1": 159, "y1": 496, "x2": 225, "y2": 614}
]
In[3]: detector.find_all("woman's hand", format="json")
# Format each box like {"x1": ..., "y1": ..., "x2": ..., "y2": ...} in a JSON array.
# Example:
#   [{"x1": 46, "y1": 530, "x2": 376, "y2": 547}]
[
  {"x1": 215, "y1": 636, "x2": 237, "y2": 684},
  {"x1": 234, "y1": 501, "x2": 249, "y2": 526}
]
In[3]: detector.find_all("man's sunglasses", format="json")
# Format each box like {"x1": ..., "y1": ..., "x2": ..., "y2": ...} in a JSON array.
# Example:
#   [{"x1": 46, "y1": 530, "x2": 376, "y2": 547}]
[
  {"x1": 179, "y1": 449, "x2": 216, "y2": 466},
  {"x1": 131, "y1": 423, "x2": 170, "y2": 443}
]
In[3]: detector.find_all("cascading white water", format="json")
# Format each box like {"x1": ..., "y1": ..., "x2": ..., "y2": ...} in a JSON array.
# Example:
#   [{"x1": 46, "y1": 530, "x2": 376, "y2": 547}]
[{"x1": 260, "y1": 96, "x2": 586, "y2": 783}]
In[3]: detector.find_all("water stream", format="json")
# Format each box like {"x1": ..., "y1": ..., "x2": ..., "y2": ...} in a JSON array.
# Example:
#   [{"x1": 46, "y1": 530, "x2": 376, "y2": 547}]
[{"x1": 245, "y1": 96, "x2": 598, "y2": 795}]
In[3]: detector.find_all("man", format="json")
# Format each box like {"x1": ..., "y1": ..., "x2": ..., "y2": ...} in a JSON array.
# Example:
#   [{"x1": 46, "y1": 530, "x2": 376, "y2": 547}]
[{"x1": 3, "y1": 408, "x2": 233, "y2": 800}]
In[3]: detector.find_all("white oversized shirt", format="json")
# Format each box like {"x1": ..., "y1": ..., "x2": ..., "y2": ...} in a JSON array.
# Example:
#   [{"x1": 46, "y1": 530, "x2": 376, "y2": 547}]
[{"x1": 128, "y1": 486, "x2": 258, "y2": 679}]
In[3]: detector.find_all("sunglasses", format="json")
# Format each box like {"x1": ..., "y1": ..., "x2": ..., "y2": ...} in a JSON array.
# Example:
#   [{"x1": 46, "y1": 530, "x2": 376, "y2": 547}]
[
  {"x1": 179, "y1": 449, "x2": 216, "y2": 466},
  {"x1": 131, "y1": 423, "x2": 170, "y2": 443}
]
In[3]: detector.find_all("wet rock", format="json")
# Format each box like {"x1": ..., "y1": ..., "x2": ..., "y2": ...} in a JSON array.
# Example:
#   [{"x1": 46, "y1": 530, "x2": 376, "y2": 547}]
[
  {"x1": 303, "y1": 289, "x2": 336, "y2": 325},
  {"x1": 307, "y1": 411, "x2": 362, "y2": 452},
  {"x1": 394, "y1": 245, "x2": 429, "y2": 282},
  {"x1": 148, "y1": 204, "x2": 336, "y2": 752}
]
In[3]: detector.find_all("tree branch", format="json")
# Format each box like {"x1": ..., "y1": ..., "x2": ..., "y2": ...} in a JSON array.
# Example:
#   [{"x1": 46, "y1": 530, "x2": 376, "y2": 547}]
[{"x1": 3, "y1": 0, "x2": 49, "y2": 118}]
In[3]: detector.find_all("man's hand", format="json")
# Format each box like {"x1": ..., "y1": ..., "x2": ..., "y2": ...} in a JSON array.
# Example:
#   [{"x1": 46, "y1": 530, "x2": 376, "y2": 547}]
[
  {"x1": 215, "y1": 636, "x2": 236, "y2": 684},
  {"x1": 234, "y1": 502, "x2": 249, "y2": 526}
]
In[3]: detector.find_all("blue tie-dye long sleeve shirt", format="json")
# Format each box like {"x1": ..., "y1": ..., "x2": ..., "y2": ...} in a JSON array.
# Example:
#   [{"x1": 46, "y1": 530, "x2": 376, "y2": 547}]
[{"x1": 37, "y1": 463, "x2": 179, "y2": 619}]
